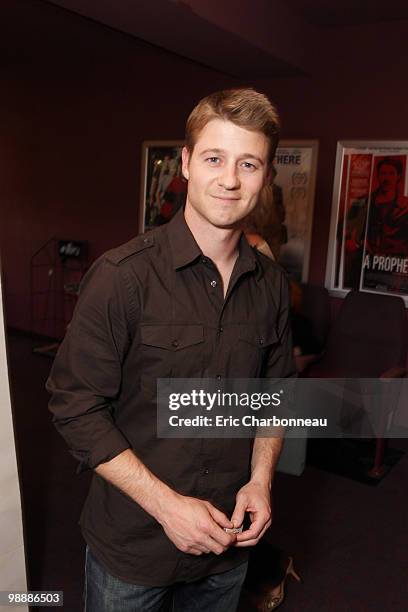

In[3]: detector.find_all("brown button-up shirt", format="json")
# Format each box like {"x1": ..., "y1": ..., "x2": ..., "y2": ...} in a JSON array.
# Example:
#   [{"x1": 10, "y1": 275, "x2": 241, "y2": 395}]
[{"x1": 47, "y1": 209, "x2": 294, "y2": 586}]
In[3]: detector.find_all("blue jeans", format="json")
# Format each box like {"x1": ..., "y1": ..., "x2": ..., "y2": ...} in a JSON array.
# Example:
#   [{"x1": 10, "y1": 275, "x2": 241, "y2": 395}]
[{"x1": 84, "y1": 547, "x2": 247, "y2": 612}]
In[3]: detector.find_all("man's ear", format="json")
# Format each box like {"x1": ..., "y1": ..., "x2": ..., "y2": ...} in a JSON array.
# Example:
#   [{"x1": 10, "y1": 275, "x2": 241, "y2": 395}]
[{"x1": 181, "y1": 146, "x2": 190, "y2": 180}]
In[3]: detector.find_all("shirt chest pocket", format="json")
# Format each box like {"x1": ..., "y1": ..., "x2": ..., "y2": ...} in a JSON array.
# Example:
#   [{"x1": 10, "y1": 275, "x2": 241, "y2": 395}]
[
  {"x1": 140, "y1": 324, "x2": 205, "y2": 380},
  {"x1": 234, "y1": 326, "x2": 279, "y2": 377}
]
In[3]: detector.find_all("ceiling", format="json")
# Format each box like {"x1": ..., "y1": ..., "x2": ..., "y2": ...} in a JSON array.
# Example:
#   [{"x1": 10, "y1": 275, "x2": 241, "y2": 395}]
[
  {"x1": 46, "y1": 0, "x2": 408, "y2": 78},
  {"x1": 287, "y1": 0, "x2": 408, "y2": 27}
]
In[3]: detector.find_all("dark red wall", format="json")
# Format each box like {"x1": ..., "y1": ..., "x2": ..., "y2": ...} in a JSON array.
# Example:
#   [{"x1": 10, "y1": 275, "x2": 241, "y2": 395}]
[
  {"x1": 257, "y1": 21, "x2": 408, "y2": 321},
  {"x1": 1, "y1": 1, "x2": 408, "y2": 335}
]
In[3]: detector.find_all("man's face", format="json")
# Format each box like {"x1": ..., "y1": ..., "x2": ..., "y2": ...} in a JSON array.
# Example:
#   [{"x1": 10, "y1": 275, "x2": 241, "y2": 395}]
[
  {"x1": 378, "y1": 163, "x2": 400, "y2": 195},
  {"x1": 182, "y1": 119, "x2": 270, "y2": 229}
]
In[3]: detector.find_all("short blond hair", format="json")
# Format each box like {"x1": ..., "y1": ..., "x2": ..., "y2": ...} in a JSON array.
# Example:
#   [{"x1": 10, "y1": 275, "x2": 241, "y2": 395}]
[{"x1": 185, "y1": 88, "x2": 280, "y2": 163}]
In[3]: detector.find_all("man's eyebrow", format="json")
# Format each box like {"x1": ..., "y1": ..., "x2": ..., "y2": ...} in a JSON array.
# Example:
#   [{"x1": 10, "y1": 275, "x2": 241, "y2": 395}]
[
  {"x1": 199, "y1": 148, "x2": 225, "y2": 156},
  {"x1": 199, "y1": 148, "x2": 265, "y2": 165}
]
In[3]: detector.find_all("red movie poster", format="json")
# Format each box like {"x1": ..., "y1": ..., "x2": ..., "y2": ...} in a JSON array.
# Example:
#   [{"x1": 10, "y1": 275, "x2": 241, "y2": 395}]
[{"x1": 361, "y1": 155, "x2": 408, "y2": 296}]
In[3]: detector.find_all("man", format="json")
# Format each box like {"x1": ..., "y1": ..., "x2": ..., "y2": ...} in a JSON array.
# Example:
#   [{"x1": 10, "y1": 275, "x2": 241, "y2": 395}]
[
  {"x1": 366, "y1": 157, "x2": 408, "y2": 256},
  {"x1": 47, "y1": 88, "x2": 295, "y2": 612}
]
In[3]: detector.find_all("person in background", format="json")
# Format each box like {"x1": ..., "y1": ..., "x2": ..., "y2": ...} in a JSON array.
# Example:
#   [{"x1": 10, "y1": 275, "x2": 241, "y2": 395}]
[
  {"x1": 366, "y1": 157, "x2": 408, "y2": 256},
  {"x1": 243, "y1": 169, "x2": 287, "y2": 260}
]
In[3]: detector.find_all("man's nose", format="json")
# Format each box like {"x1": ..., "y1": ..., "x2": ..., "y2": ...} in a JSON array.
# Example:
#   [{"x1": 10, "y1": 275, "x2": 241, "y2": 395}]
[{"x1": 217, "y1": 163, "x2": 240, "y2": 190}]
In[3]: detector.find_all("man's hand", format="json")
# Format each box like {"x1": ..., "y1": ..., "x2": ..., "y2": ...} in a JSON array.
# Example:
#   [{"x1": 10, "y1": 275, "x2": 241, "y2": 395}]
[
  {"x1": 230, "y1": 480, "x2": 272, "y2": 547},
  {"x1": 95, "y1": 450, "x2": 237, "y2": 557},
  {"x1": 158, "y1": 494, "x2": 237, "y2": 556},
  {"x1": 232, "y1": 435, "x2": 283, "y2": 547}
]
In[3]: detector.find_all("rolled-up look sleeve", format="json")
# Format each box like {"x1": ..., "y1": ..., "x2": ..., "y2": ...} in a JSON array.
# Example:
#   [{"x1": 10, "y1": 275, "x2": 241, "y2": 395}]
[{"x1": 46, "y1": 257, "x2": 137, "y2": 472}]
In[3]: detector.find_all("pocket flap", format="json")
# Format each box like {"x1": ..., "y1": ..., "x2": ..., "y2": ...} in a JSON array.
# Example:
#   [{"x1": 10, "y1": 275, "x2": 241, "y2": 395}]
[{"x1": 141, "y1": 324, "x2": 204, "y2": 350}]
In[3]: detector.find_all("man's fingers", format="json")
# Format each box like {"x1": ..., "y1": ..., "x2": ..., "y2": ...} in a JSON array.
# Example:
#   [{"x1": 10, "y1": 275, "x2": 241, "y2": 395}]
[
  {"x1": 209, "y1": 533, "x2": 238, "y2": 555},
  {"x1": 234, "y1": 537, "x2": 260, "y2": 548},
  {"x1": 203, "y1": 504, "x2": 236, "y2": 548},
  {"x1": 234, "y1": 528, "x2": 270, "y2": 547},
  {"x1": 189, "y1": 544, "x2": 211, "y2": 555},
  {"x1": 195, "y1": 533, "x2": 229, "y2": 555},
  {"x1": 206, "y1": 503, "x2": 233, "y2": 530},
  {"x1": 235, "y1": 527, "x2": 259, "y2": 543},
  {"x1": 231, "y1": 496, "x2": 247, "y2": 530},
  {"x1": 207, "y1": 523, "x2": 236, "y2": 549},
  {"x1": 178, "y1": 532, "x2": 229, "y2": 555},
  {"x1": 188, "y1": 546, "x2": 205, "y2": 556},
  {"x1": 235, "y1": 520, "x2": 271, "y2": 547},
  {"x1": 236, "y1": 516, "x2": 264, "y2": 542}
]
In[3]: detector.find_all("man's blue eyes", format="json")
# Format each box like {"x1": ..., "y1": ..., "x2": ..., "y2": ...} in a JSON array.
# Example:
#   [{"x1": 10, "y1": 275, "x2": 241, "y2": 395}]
[{"x1": 205, "y1": 158, "x2": 256, "y2": 169}]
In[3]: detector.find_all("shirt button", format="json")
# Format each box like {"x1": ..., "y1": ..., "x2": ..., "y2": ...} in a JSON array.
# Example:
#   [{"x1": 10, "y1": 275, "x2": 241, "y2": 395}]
[
  {"x1": 172, "y1": 340, "x2": 179, "y2": 347},
  {"x1": 203, "y1": 468, "x2": 209, "y2": 475},
  {"x1": 210, "y1": 280, "x2": 217, "y2": 287},
  {"x1": 219, "y1": 326, "x2": 223, "y2": 333},
  {"x1": 201, "y1": 257, "x2": 207, "y2": 264},
  {"x1": 259, "y1": 337, "x2": 264, "y2": 345},
  {"x1": 216, "y1": 374, "x2": 221, "y2": 380}
]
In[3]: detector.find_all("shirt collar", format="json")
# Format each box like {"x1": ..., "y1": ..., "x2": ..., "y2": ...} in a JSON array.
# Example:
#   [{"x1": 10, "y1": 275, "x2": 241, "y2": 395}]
[
  {"x1": 166, "y1": 208, "x2": 202, "y2": 269},
  {"x1": 237, "y1": 233, "x2": 258, "y2": 275},
  {"x1": 166, "y1": 208, "x2": 258, "y2": 275}
]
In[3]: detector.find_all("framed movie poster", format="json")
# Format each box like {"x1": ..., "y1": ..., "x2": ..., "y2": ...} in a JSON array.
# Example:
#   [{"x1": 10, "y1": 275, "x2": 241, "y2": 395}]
[
  {"x1": 273, "y1": 140, "x2": 318, "y2": 282},
  {"x1": 139, "y1": 141, "x2": 185, "y2": 232},
  {"x1": 139, "y1": 140, "x2": 318, "y2": 282},
  {"x1": 325, "y1": 141, "x2": 408, "y2": 305}
]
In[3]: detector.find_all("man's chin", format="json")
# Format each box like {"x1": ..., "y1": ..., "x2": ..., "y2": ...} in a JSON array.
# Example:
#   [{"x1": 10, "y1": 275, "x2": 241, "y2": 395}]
[
  {"x1": 209, "y1": 217, "x2": 244, "y2": 231},
  {"x1": 208, "y1": 210, "x2": 252, "y2": 230},
  {"x1": 186, "y1": 202, "x2": 250, "y2": 231}
]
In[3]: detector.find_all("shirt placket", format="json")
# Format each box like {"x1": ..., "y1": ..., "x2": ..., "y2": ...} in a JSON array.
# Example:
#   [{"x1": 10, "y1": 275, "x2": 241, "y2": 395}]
[
  {"x1": 199, "y1": 256, "x2": 226, "y2": 380},
  {"x1": 193, "y1": 255, "x2": 256, "y2": 504}
]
